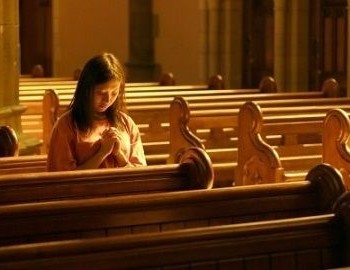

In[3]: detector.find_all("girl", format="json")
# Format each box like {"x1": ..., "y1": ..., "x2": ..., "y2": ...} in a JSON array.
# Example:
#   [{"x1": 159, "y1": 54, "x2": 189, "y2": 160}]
[{"x1": 47, "y1": 53, "x2": 146, "y2": 171}]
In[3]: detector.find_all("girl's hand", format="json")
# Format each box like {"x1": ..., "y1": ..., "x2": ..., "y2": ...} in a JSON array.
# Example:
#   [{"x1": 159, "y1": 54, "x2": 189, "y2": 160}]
[
  {"x1": 100, "y1": 128, "x2": 118, "y2": 156},
  {"x1": 108, "y1": 127, "x2": 129, "y2": 167}
]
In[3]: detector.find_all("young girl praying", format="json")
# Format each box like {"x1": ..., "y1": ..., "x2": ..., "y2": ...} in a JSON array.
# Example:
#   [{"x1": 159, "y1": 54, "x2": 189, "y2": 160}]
[{"x1": 47, "y1": 52, "x2": 146, "y2": 171}]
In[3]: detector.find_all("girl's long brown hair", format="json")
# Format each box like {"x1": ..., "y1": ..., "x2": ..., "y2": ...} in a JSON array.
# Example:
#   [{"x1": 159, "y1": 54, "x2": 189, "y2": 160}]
[{"x1": 69, "y1": 52, "x2": 126, "y2": 133}]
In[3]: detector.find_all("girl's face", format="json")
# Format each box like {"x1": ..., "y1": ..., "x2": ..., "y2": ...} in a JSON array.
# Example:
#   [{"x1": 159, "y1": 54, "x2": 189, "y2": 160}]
[{"x1": 92, "y1": 79, "x2": 120, "y2": 113}]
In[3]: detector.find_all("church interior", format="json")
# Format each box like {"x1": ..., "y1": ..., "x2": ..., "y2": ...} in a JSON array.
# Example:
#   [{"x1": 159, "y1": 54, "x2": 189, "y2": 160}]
[{"x1": 0, "y1": 0, "x2": 349, "y2": 269}]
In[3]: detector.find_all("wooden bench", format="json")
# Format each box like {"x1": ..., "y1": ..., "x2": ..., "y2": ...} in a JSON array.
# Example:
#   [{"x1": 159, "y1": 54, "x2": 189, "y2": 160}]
[
  {"x1": 37, "y1": 76, "x2": 277, "y2": 154},
  {"x1": 3, "y1": 98, "x2": 350, "y2": 177},
  {"x1": 0, "y1": 106, "x2": 42, "y2": 156},
  {"x1": 18, "y1": 72, "x2": 221, "y2": 147},
  {"x1": 0, "y1": 154, "x2": 47, "y2": 174},
  {"x1": 21, "y1": 74, "x2": 228, "y2": 150},
  {"x1": 0, "y1": 146, "x2": 213, "y2": 205},
  {"x1": 19, "y1": 71, "x2": 175, "y2": 86},
  {"x1": 234, "y1": 101, "x2": 350, "y2": 186},
  {"x1": 0, "y1": 174, "x2": 348, "y2": 269},
  {"x1": 19, "y1": 73, "x2": 224, "y2": 100},
  {"x1": 168, "y1": 96, "x2": 350, "y2": 186},
  {"x1": 0, "y1": 213, "x2": 348, "y2": 269},
  {"x1": 39, "y1": 77, "x2": 337, "y2": 155},
  {"x1": 0, "y1": 163, "x2": 344, "y2": 246}
]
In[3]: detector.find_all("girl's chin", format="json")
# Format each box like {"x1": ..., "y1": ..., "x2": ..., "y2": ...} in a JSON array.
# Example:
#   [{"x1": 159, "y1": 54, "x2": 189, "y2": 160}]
[{"x1": 96, "y1": 106, "x2": 108, "y2": 112}]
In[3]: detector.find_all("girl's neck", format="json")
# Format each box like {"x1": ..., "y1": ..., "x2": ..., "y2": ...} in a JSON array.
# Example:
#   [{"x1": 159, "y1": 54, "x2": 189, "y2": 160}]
[{"x1": 93, "y1": 112, "x2": 107, "y2": 120}]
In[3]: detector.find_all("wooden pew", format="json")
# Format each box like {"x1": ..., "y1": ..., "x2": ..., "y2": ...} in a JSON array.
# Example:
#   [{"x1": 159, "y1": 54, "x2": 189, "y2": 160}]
[
  {"x1": 18, "y1": 71, "x2": 216, "y2": 147},
  {"x1": 0, "y1": 170, "x2": 348, "y2": 269},
  {"x1": 0, "y1": 214, "x2": 348, "y2": 269},
  {"x1": 0, "y1": 105, "x2": 42, "y2": 155},
  {"x1": 0, "y1": 163, "x2": 344, "y2": 246},
  {"x1": 37, "y1": 76, "x2": 276, "y2": 153},
  {"x1": 22, "y1": 74, "x2": 228, "y2": 150},
  {"x1": 323, "y1": 108, "x2": 350, "y2": 190},
  {"x1": 0, "y1": 146, "x2": 213, "y2": 205},
  {"x1": 40, "y1": 77, "x2": 337, "y2": 156},
  {"x1": 168, "y1": 96, "x2": 350, "y2": 186},
  {"x1": 20, "y1": 70, "x2": 175, "y2": 86},
  {"x1": 0, "y1": 126, "x2": 18, "y2": 157},
  {"x1": 4, "y1": 98, "x2": 350, "y2": 177},
  {"x1": 19, "y1": 73, "x2": 223, "y2": 99},
  {"x1": 6, "y1": 78, "x2": 343, "y2": 164},
  {"x1": 234, "y1": 101, "x2": 350, "y2": 186},
  {"x1": 0, "y1": 154, "x2": 47, "y2": 174}
]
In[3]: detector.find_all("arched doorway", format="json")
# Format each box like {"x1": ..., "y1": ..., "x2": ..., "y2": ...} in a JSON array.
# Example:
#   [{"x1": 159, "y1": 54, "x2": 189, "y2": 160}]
[
  {"x1": 242, "y1": 0, "x2": 274, "y2": 88},
  {"x1": 309, "y1": 0, "x2": 347, "y2": 94},
  {"x1": 19, "y1": 0, "x2": 52, "y2": 76}
]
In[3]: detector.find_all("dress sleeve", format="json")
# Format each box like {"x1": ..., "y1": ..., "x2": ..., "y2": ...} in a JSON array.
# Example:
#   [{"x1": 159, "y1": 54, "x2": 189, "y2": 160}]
[
  {"x1": 125, "y1": 114, "x2": 147, "y2": 166},
  {"x1": 46, "y1": 114, "x2": 78, "y2": 171}
]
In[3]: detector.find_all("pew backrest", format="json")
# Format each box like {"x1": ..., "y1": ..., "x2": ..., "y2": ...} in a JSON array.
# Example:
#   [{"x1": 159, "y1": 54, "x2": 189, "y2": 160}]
[
  {"x1": 0, "y1": 211, "x2": 348, "y2": 269},
  {"x1": 0, "y1": 147, "x2": 213, "y2": 205},
  {"x1": 0, "y1": 163, "x2": 344, "y2": 246}
]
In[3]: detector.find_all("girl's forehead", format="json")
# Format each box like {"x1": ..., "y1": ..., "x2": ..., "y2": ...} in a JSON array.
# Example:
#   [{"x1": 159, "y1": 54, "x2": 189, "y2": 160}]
[{"x1": 95, "y1": 79, "x2": 120, "y2": 91}]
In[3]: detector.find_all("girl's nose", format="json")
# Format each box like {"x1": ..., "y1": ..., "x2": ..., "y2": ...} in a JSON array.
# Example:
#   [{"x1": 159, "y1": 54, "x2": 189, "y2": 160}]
[{"x1": 103, "y1": 93, "x2": 111, "y2": 102}]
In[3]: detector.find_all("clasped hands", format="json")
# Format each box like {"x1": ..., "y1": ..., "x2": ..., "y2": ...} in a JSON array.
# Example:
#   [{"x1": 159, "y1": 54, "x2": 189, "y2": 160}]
[{"x1": 100, "y1": 127, "x2": 128, "y2": 166}]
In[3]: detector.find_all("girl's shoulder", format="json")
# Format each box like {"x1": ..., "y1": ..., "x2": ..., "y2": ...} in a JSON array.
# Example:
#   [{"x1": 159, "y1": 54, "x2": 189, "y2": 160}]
[
  {"x1": 119, "y1": 111, "x2": 135, "y2": 124},
  {"x1": 118, "y1": 111, "x2": 138, "y2": 133},
  {"x1": 54, "y1": 110, "x2": 74, "y2": 130}
]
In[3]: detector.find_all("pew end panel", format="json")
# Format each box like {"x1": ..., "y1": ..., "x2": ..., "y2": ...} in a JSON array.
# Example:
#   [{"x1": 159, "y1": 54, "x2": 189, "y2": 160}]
[
  {"x1": 259, "y1": 75, "x2": 277, "y2": 93},
  {"x1": 177, "y1": 146, "x2": 214, "y2": 189},
  {"x1": 236, "y1": 101, "x2": 284, "y2": 185},
  {"x1": 333, "y1": 191, "x2": 350, "y2": 263},
  {"x1": 236, "y1": 101, "x2": 350, "y2": 185},
  {"x1": 42, "y1": 89, "x2": 60, "y2": 154},
  {"x1": 0, "y1": 126, "x2": 19, "y2": 157},
  {"x1": 168, "y1": 97, "x2": 239, "y2": 163},
  {"x1": 321, "y1": 77, "x2": 341, "y2": 97},
  {"x1": 323, "y1": 108, "x2": 350, "y2": 190},
  {"x1": 306, "y1": 163, "x2": 347, "y2": 211},
  {"x1": 168, "y1": 97, "x2": 204, "y2": 164},
  {"x1": 207, "y1": 74, "x2": 225, "y2": 89},
  {"x1": 159, "y1": 72, "x2": 175, "y2": 86},
  {"x1": 0, "y1": 105, "x2": 42, "y2": 156}
]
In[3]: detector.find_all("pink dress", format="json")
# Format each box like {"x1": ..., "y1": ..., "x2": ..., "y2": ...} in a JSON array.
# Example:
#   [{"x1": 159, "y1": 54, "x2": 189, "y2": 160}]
[{"x1": 47, "y1": 110, "x2": 146, "y2": 171}]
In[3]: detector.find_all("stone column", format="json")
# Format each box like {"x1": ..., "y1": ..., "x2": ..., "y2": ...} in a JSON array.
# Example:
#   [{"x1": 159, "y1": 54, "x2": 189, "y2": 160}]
[
  {"x1": 199, "y1": 0, "x2": 242, "y2": 88},
  {"x1": 0, "y1": 0, "x2": 22, "y2": 132},
  {"x1": 221, "y1": 0, "x2": 242, "y2": 88},
  {"x1": 0, "y1": 0, "x2": 19, "y2": 106},
  {"x1": 274, "y1": 0, "x2": 287, "y2": 91},
  {"x1": 199, "y1": 0, "x2": 220, "y2": 82},
  {"x1": 126, "y1": 0, "x2": 160, "y2": 82},
  {"x1": 288, "y1": 0, "x2": 309, "y2": 91},
  {"x1": 347, "y1": 0, "x2": 350, "y2": 96}
]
